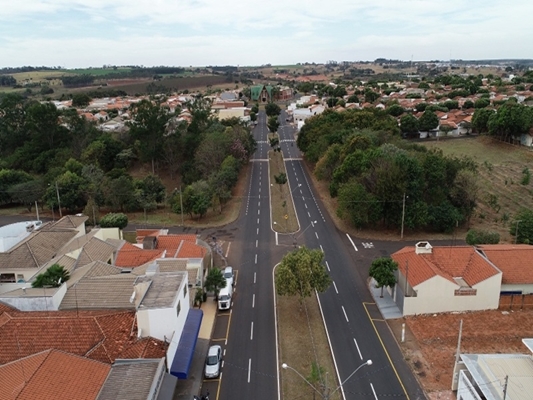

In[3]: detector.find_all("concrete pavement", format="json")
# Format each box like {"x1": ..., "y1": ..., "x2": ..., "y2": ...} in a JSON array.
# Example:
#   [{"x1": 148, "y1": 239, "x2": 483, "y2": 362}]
[{"x1": 369, "y1": 278, "x2": 403, "y2": 319}]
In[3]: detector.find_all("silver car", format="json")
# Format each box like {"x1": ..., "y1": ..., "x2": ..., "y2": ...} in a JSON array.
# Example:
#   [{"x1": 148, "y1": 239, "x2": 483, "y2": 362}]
[
  {"x1": 204, "y1": 345, "x2": 222, "y2": 378},
  {"x1": 223, "y1": 266, "x2": 234, "y2": 287}
]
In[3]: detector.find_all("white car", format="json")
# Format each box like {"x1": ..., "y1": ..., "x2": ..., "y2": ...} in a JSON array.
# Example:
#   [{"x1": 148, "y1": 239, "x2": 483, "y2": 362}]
[
  {"x1": 223, "y1": 266, "x2": 234, "y2": 287},
  {"x1": 204, "y1": 345, "x2": 222, "y2": 378}
]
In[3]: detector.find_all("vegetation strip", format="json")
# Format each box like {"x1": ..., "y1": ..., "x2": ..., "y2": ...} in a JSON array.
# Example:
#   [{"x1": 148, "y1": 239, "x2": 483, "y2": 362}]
[{"x1": 269, "y1": 149, "x2": 299, "y2": 233}]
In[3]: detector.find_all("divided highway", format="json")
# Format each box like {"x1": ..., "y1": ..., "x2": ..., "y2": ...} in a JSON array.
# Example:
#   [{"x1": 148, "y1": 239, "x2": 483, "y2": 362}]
[{"x1": 216, "y1": 110, "x2": 425, "y2": 400}]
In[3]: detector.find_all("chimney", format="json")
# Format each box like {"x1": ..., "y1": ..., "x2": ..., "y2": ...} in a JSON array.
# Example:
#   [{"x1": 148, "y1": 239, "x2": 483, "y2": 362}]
[{"x1": 415, "y1": 241, "x2": 433, "y2": 254}]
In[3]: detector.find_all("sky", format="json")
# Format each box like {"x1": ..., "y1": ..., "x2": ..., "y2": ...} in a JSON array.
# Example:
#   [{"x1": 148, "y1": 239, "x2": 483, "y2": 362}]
[{"x1": 1, "y1": 0, "x2": 532, "y2": 68}]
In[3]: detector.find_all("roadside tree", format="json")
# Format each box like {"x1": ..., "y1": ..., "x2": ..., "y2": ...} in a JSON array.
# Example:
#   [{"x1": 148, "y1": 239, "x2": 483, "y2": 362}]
[
  {"x1": 275, "y1": 246, "x2": 331, "y2": 303},
  {"x1": 369, "y1": 257, "x2": 398, "y2": 298},
  {"x1": 205, "y1": 267, "x2": 227, "y2": 299}
]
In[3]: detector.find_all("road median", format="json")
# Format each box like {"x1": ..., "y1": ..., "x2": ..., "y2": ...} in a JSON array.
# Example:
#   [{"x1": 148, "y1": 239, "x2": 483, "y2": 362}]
[{"x1": 268, "y1": 149, "x2": 299, "y2": 233}]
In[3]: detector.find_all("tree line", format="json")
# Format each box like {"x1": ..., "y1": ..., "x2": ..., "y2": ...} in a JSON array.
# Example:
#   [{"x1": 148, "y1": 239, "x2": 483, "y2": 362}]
[{"x1": 0, "y1": 93, "x2": 256, "y2": 220}]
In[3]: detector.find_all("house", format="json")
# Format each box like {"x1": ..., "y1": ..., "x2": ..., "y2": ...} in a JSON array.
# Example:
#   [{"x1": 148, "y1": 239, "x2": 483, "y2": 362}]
[
  {"x1": 389, "y1": 242, "x2": 502, "y2": 316},
  {"x1": 476, "y1": 244, "x2": 533, "y2": 294},
  {"x1": 452, "y1": 338, "x2": 533, "y2": 399}
]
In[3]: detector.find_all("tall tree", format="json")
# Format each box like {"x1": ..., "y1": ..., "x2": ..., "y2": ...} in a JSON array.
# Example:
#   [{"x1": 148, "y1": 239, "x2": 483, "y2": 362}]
[
  {"x1": 205, "y1": 267, "x2": 227, "y2": 298},
  {"x1": 510, "y1": 208, "x2": 533, "y2": 244},
  {"x1": 265, "y1": 102, "x2": 281, "y2": 117},
  {"x1": 128, "y1": 99, "x2": 171, "y2": 173},
  {"x1": 369, "y1": 257, "x2": 398, "y2": 297},
  {"x1": 418, "y1": 110, "x2": 439, "y2": 132},
  {"x1": 275, "y1": 246, "x2": 331, "y2": 303}
]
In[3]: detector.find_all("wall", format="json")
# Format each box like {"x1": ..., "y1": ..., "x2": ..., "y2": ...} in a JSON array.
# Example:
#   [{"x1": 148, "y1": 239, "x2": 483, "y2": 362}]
[
  {"x1": 402, "y1": 272, "x2": 501, "y2": 316},
  {"x1": 499, "y1": 293, "x2": 533, "y2": 310},
  {"x1": 501, "y1": 283, "x2": 533, "y2": 295},
  {"x1": 0, "y1": 283, "x2": 67, "y2": 311}
]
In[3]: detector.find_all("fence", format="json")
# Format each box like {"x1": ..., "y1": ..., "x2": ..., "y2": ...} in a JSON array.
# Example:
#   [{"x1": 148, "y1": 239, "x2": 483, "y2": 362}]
[{"x1": 498, "y1": 294, "x2": 533, "y2": 310}]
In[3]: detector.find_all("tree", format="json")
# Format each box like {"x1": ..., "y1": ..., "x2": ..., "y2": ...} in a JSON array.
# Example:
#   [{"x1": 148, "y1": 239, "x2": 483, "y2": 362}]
[
  {"x1": 182, "y1": 180, "x2": 212, "y2": 219},
  {"x1": 472, "y1": 108, "x2": 494, "y2": 133},
  {"x1": 99, "y1": 212, "x2": 128, "y2": 229},
  {"x1": 418, "y1": 110, "x2": 439, "y2": 132},
  {"x1": 510, "y1": 209, "x2": 533, "y2": 244},
  {"x1": 8, "y1": 179, "x2": 45, "y2": 212},
  {"x1": 400, "y1": 114, "x2": 419, "y2": 134},
  {"x1": 369, "y1": 257, "x2": 398, "y2": 297},
  {"x1": 337, "y1": 181, "x2": 381, "y2": 229},
  {"x1": 488, "y1": 102, "x2": 533, "y2": 142},
  {"x1": 267, "y1": 115, "x2": 280, "y2": 133},
  {"x1": 44, "y1": 171, "x2": 86, "y2": 213},
  {"x1": 474, "y1": 98, "x2": 490, "y2": 108},
  {"x1": 275, "y1": 246, "x2": 331, "y2": 302},
  {"x1": 265, "y1": 102, "x2": 281, "y2": 117},
  {"x1": 204, "y1": 267, "x2": 227, "y2": 299},
  {"x1": 347, "y1": 94, "x2": 359, "y2": 103},
  {"x1": 32, "y1": 264, "x2": 70, "y2": 288},
  {"x1": 463, "y1": 100, "x2": 474, "y2": 109},
  {"x1": 387, "y1": 104, "x2": 404, "y2": 117},
  {"x1": 71, "y1": 93, "x2": 92, "y2": 108}
]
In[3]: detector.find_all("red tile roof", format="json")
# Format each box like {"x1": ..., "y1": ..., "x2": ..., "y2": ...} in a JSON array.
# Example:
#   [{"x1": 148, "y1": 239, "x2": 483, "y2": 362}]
[
  {"x1": 392, "y1": 245, "x2": 500, "y2": 287},
  {"x1": 176, "y1": 240, "x2": 207, "y2": 258},
  {"x1": 0, "y1": 309, "x2": 166, "y2": 365},
  {"x1": 477, "y1": 244, "x2": 533, "y2": 284},
  {"x1": 115, "y1": 242, "x2": 164, "y2": 267},
  {"x1": 0, "y1": 350, "x2": 110, "y2": 400}
]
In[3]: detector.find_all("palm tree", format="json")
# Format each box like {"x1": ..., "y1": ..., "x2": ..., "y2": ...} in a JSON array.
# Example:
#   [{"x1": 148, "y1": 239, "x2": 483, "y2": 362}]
[{"x1": 32, "y1": 264, "x2": 70, "y2": 288}]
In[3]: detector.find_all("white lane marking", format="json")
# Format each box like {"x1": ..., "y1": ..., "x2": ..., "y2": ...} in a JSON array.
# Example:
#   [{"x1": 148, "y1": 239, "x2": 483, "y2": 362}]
[
  {"x1": 257, "y1": 218, "x2": 260, "y2": 224},
  {"x1": 346, "y1": 233, "x2": 359, "y2": 252},
  {"x1": 315, "y1": 232, "x2": 319, "y2": 239},
  {"x1": 333, "y1": 281, "x2": 338, "y2": 294},
  {"x1": 326, "y1": 261, "x2": 330, "y2": 271},
  {"x1": 275, "y1": 231, "x2": 278, "y2": 245},
  {"x1": 258, "y1": 201, "x2": 260, "y2": 207},
  {"x1": 254, "y1": 272, "x2": 256, "y2": 284},
  {"x1": 225, "y1": 242, "x2": 231, "y2": 258},
  {"x1": 300, "y1": 189, "x2": 303, "y2": 194},
  {"x1": 256, "y1": 239, "x2": 258, "y2": 247},
  {"x1": 257, "y1": 228, "x2": 259, "y2": 235},
  {"x1": 258, "y1": 209, "x2": 260, "y2": 215},
  {"x1": 342, "y1": 306, "x2": 349, "y2": 322},
  {"x1": 320, "y1": 244, "x2": 323, "y2": 252},
  {"x1": 370, "y1": 382, "x2": 378, "y2": 400},
  {"x1": 255, "y1": 254, "x2": 258, "y2": 264},
  {"x1": 259, "y1": 187, "x2": 261, "y2": 193},
  {"x1": 252, "y1": 294, "x2": 255, "y2": 308},
  {"x1": 308, "y1": 211, "x2": 311, "y2": 217},
  {"x1": 248, "y1": 358, "x2": 252, "y2": 383},
  {"x1": 250, "y1": 322, "x2": 254, "y2": 340},
  {"x1": 304, "y1": 203, "x2": 308, "y2": 209},
  {"x1": 354, "y1": 338, "x2": 363, "y2": 360}
]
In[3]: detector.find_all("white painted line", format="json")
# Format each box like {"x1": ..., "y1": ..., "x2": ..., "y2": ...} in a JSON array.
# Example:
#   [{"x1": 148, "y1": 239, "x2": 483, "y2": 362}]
[
  {"x1": 256, "y1": 239, "x2": 258, "y2": 247},
  {"x1": 257, "y1": 228, "x2": 259, "y2": 235},
  {"x1": 275, "y1": 231, "x2": 278, "y2": 245},
  {"x1": 304, "y1": 203, "x2": 308, "y2": 209},
  {"x1": 320, "y1": 244, "x2": 323, "y2": 252},
  {"x1": 370, "y1": 382, "x2": 378, "y2": 400},
  {"x1": 225, "y1": 242, "x2": 231, "y2": 258},
  {"x1": 250, "y1": 322, "x2": 254, "y2": 340},
  {"x1": 342, "y1": 306, "x2": 349, "y2": 322},
  {"x1": 308, "y1": 211, "x2": 311, "y2": 217},
  {"x1": 252, "y1": 294, "x2": 255, "y2": 308},
  {"x1": 257, "y1": 218, "x2": 260, "y2": 224},
  {"x1": 346, "y1": 233, "x2": 358, "y2": 252},
  {"x1": 300, "y1": 189, "x2": 303, "y2": 194},
  {"x1": 258, "y1": 209, "x2": 260, "y2": 215},
  {"x1": 254, "y1": 272, "x2": 256, "y2": 284},
  {"x1": 353, "y1": 338, "x2": 363, "y2": 360},
  {"x1": 255, "y1": 254, "x2": 258, "y2": 264},
  {"x1": 326, "y1": 261, "x2": 330, "y2": 271},
  {"x1": 248, "y1": 359, "x2": 252, "y2": 383},
  {"x1": 333, "y1": 281, "x2": 338, "y2": 294},
  {"x1": 258, "y1": 201, "x2": 260, "y2": 207},
  {"x1": 315, "y1": 232, "x2": 319, "y2": 239}
]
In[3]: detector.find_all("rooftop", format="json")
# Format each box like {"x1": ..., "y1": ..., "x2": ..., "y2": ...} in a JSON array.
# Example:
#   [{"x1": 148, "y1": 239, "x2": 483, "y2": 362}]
[
  {"x1": 477, "y1": 244, "x2": 533, "y2": 284},
  {"x1": 135, "y1": 272, "x2": 187, "y2": 309}
]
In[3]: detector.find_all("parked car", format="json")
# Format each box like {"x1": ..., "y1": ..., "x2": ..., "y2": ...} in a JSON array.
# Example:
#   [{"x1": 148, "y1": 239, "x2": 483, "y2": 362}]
[
  {"x1": 204, "y1": 345, "x2": 222, "y2": 378},
  {"x1": 217, "y1": 285, "x2": 232, "y2": 311},
  {"x1": 223, "y1": 266, "x2": 234, "y2": 287}
]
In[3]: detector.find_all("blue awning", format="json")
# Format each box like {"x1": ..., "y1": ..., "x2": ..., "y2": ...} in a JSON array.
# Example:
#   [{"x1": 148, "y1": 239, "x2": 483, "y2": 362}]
[{"x1": 170, "y1": 309, "x2": 203, "y2": 379}]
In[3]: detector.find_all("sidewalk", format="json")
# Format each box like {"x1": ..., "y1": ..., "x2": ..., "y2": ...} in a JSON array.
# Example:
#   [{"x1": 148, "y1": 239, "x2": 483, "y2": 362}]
[
  {"x1": 368, "y1": 278, "x2": 403, "y2": 319},
  {"x1": 173, "y1": 298, "x2": 217, "y2": 400}
]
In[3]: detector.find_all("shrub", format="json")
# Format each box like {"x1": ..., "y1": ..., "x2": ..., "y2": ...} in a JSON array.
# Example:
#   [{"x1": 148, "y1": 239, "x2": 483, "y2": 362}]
[
  {"x1": 465, "y1": 229, "x2": 500, "y2": 245},
  {"x1": 99, "y1": 212, "x2": 128, "y2": 229}
]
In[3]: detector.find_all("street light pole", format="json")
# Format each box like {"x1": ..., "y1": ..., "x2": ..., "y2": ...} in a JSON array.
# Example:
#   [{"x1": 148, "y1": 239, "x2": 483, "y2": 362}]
[
  {"x1": 55, "y1": 181, "x2": 62, "y2": 218},
  {"x1": 282, "y1": 359, "x2": 372, "y2": 400},
  {"x1": 401, "y1": 192, "x2": 407, "y2": 239},
  {"x1": 515, "y1": 220, "x2": 522, "y2": 244}
]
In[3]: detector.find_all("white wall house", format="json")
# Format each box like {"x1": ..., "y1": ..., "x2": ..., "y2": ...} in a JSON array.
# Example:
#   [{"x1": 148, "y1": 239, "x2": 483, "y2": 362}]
[{"x1": 390, "y1": 242, "x2": 502, "y2": 316}]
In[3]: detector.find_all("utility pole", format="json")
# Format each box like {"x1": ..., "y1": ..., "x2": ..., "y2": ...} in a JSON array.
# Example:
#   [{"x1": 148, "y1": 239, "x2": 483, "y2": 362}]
[
  {"x1": 55, "y1": 181, "x2": 62, "y2": 218},
  {"x1": 179, "y1": 186, "x2": 184, "y2": 226},
  {"x1": 401, "y1": 192, "x2": 406, "y2": 239},
  {"x1": 503, "y1": 375, "x2": 508, "y2": 400},
  {"x1": 455, "y1": 319, "x2": 463, "y2": 366},
  {"x1": 515, "y1": 220, "x2": 522, "y2": 244}
]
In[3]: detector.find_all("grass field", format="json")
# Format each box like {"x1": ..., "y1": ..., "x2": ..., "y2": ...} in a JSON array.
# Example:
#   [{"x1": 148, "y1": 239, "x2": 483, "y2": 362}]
[
  {"x1": 69, "y1": 68, "x2": 133, "y2": 76},
  {"x1": 422, "y1": 135, "x2": 533, "y2": 241},
  {"x1": 269, "y1": 149, "x2": 299, "y2": 233}
]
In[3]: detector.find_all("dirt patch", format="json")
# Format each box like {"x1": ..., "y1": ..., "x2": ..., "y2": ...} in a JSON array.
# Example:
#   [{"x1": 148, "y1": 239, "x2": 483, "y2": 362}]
[{"x1": 388, "y1": 309, "x2": 533, "y2": 396}]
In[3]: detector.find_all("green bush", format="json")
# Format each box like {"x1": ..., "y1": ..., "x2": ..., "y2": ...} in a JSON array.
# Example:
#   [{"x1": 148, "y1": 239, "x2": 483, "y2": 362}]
[
  {"x1": 99, "y1": 212, "x2": 128, "y2": 229},
  {"x1": 465, "y1": 229, "x2": 500, "y2": 245}
]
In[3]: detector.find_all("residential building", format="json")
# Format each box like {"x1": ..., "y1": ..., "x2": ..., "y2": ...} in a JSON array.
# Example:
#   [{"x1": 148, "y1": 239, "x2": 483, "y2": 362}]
[{"x1": 390, "y1": 242, "x2": 502, "y2": 316}]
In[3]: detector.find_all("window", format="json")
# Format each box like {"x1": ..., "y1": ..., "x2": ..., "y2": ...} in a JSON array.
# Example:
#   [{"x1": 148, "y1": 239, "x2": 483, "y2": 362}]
[
  {"x1": 176, "y1": 301, "x2": 181, "y2": 317},
  {"x1": 183, "y1": 285, "x2": 187, "y2": 298},
  {"x1": 0, "y1": 273, "x2": 16, "y2": 283}
]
